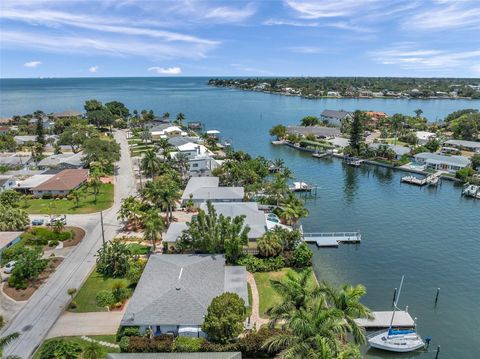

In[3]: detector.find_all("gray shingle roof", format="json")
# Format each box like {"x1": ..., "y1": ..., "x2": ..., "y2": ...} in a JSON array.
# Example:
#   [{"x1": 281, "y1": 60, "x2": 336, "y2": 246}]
[
  {"x1": 164, "y1": 222, "x2": 189, "y2": 243},
  {"x1": 121, "y1": 255, "x2": 247, "y2": 327},
  {"x1": 200, "y1": 202, "x2": 266, "y2": 239},
  {"x1": 38, "y1": 152, "x2": 84, "y2": 168},
  {"x1": 445, "y1": 139, "x2": 480, "y2": 150},
  {"x1": 370, "y1": 143, "x2": 411, "y2": 156},
  {"x1": 107, "y1": 353, "x2": 241, "y2": 359},
  {"x1": 181, "y1": 177, "x2": 244, "y2": 202},
  {"x1": 168, "y1": 136, "x2": 200, "y2": 148}
]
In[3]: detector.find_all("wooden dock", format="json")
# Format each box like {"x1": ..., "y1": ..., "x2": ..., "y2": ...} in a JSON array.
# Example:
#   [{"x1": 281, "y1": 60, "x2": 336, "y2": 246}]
[
  {"x1": 303, "y1": 232, "x2": 361, "y2": 247},
  {"x1": 354, "y1": 310, "x2": 415, "y2": 329},
  {"x1": 401, "y1": 171, "x2": 442, "y2": 186}
]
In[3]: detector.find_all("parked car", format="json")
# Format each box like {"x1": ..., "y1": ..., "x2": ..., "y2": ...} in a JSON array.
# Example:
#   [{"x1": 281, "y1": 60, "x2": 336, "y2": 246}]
[
  {"x1": 32, "y1": 218, "x2": 45, "y2": 226},
  {"x1": 4, "y1": 260, "x2": 17, "y2": 274},
  {"x1": 46, "y1": 215, "x2": 66, "y2": 226}
]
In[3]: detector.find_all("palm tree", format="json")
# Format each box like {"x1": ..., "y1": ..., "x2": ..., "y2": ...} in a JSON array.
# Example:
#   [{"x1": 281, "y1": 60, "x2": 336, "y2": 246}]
[
  {"x1": 267, "y1": 269, "x2": 320, "y2": 326},
  {"x1": 264, "y1": 301, "x2": 350, "y2": 359},
  {"x1": 162, "y1": 112, "x2": 170, "y2": 119},
  {"x1": 176, "y1": 112, "x2": 186, "y2": 127},
  {"x1": 279, "y1": 194, "x2": 309, "y2": 226},
  {"x1": 0, "y1": 332, "x2": 20, "y2": 357},
  {"x1": 171, "y1": 152, "x2": 190, "y2": 179},
  {"x1": 143, "y1": 177, "x2": 180, "y2": 225},
  {"x1": 319, "y1": 282, "x2": 373, "y2": 345},
  {"x1": 117, "y1": 196, "x2": 143, "y2": 229},
  {"x1": 155, "y1": 138, "x2": 173, "y2": 159},
  {"x1": 257, "y1": 231, "x2": 283, "y2": 257},
  {"x1": 141, "y1": 148, "x2": 161, "y2": 179},
  {"x1": 142, "y1": 208, "x2": 165, "y2": 251},
  {"x1": 140, "y1": 128, "x2": 152, "y2": 144},
  {"x1": 89, "y1": 174, "x2": 102, "y2": 203},
  {"x1": 82, "y1": 341, "x2": 103, "y2": 359},
  {"x1": 69, "y1": 188, "x2": 81, "y2": 208}
]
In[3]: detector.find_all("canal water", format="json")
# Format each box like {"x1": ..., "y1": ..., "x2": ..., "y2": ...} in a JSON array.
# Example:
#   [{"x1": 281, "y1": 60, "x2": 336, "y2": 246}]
[{"x1": 1, "y1": 77, "x2": 479, "y2": 358}]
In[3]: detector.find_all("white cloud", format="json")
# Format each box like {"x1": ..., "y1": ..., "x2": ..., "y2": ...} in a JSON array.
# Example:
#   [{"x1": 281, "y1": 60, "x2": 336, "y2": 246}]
[
  {"x1": 370, "y1": 44, "x2": 480, "y2": 72},
  {"x1": 284, "y1": 0, "x2": 375, "y2": 19},
  {"x1": 204, "y1": 3, "x2": 256, "y2": 23},
  {"x1": 288, "y1": 46, "x2": 323, "y2": 54},
  {"x1": 88, "y1": 66, "x2": 98, "y2": 73},
  {"x1": 407, "y1": 3, "x2": 480, "y2": 30},
  {"x1": 148, "y1": 66, "x2": 182, "y2": 75},
  {"x1": 230, "y1": 63, "x2": 273, "y2": 75},
  {"x1": 24, "y1": 60, "x2": 41, "y2": 68}
]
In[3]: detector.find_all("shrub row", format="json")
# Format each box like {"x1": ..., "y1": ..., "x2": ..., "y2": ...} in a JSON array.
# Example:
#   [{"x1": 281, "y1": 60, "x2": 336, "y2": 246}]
[{"x1": 237, "y1": 255, "x2": 285, "y2": 272}]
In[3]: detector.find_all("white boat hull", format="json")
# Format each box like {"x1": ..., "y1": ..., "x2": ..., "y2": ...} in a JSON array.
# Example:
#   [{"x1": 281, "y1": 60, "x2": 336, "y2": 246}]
[{"x1": 368, "y1": 330, "x2": 424, "y2": 353}]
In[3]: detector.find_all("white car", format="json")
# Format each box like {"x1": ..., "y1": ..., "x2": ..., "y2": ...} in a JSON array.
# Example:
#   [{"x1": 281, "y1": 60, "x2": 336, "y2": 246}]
[
  {"x1": 47, "y1": 215, "x2": 67, "y2": 226},
  {"x1": 4, "y1": 260, "x2": 17, "y2": 274}
]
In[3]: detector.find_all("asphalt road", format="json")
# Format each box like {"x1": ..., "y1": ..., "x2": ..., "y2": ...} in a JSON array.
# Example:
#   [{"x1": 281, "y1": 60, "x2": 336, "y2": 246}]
[{"x1": 2, "y1": 130, "x2": 136, "y2": 358}]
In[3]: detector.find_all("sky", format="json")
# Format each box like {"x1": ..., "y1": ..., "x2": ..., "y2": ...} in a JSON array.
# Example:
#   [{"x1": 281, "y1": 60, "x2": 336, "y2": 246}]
[{"x1": 1, "y1": 0, "x2": 480, "y2": 78}]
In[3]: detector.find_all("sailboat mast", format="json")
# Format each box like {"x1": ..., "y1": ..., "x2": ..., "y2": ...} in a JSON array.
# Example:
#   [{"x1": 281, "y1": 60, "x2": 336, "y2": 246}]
[{"x1": 389, "y1": 275, "x2": 405, "y2": 330}]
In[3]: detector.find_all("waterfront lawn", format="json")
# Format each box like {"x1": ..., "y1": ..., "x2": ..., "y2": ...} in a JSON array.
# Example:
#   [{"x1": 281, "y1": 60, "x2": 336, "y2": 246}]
[
  {"x1": 254, "y1": 268, "x2": 316, "y2": 317},
  {"x1": 70, "y1": 271, "x2": 130, "y2": 312},
  {"x1": 24, "y1": 183, "x2": 114, "y2": 214},
  {"x1": 33, "y1": 335, "x2": 119, "y2": 359}
]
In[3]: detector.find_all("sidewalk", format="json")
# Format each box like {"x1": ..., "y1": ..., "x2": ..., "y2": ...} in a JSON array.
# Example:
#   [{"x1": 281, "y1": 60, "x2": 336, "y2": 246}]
[{"x1": 246, "y1": 272, "x2": 269, "y2": 328}]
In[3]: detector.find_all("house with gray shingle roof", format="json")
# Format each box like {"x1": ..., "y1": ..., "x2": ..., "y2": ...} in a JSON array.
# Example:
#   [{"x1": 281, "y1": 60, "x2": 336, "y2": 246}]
[
  {"x1": 320, "y1": 110, "x2": 353, "y2": 126},
  {"x1": 181, "y1": 177, "x2": 244, "y2": 206},
  {"x1": 414, "y1": 152, "x2": 471, "y2": 173},
  {"x1": 121, "y1": 254, "x2": 247, "y2": 338}
]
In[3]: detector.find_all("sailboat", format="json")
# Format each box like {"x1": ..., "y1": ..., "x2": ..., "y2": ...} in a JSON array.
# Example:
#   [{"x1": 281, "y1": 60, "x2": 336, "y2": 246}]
[{"x1": 368, "y1": 276, "x2": 425, "y2": 353}]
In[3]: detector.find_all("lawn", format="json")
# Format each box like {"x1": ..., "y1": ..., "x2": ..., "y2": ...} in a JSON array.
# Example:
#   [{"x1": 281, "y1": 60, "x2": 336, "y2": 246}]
[
  {"x1": 127, "y1": 242, "x2": 151, "y2": 255},
  {"x1": 70, "y1": 271, "x2": 130, "y2": 312},
  {"x1": 33, "y1": 335, "x2": 119, "y2": 359},
  {"x1": 254, "y1": 268, "x2": 317, "y2": 317},
  {"x1": 24, "y1": 183, "x2": 114, "y2": 214}
]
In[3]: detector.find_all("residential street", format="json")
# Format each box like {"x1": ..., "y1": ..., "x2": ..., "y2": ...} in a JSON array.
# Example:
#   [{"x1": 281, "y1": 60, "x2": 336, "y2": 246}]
[{"x1": 2, "y1": 131, "x2": 136, "y2": 358}]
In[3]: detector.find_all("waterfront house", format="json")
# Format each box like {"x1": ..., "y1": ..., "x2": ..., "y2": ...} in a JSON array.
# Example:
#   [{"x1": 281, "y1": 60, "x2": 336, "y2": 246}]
[
  {"x1": 286, "y1": 125, "x2": 340, "y2": 139},
  {"x1": 32, "y1": 168, "x2": 89, "y2": 197},
  {"x1": 320, "y1": 110, "x2": 353, "y2": 127},
  {"x1": 0, "y1": 232, "x2": 23, "y2": 261},
  {"x1": 120, "y1": 254, "x2": 248, "y2": 338},
  {"x1": 181, "y1": 177, "x2": 244, "y2": 206},
  {"x1": 370, "y1": 143, "x2": 411, "y2": 160},
  {"x1": 107, "y1": 354, "x2": 242, "y2": 359},
  {"x1": 170, "y1": 142, "x2": 221, "y2": 173},
  {"x1": 53, "y1": 110, "x2": 82, "y2": 119},
  {"x1": 150, "y1": 124, "x2": 187, "y2": 140},
  {"x1": 365, "y1": 111, "x2": 388, "y2": 127},
  {"x1": 444, "y1": 139, "x2": 480, "y2": 154},
  {"x1": 415, "y1": 131, "x2": 436, "y2": 145},
  {"x1": 414, "y1": 153, "x2": 471, "y2": 173},
  {"x1": 37, "y1": 152, "x2": 84, "y2": 170}
]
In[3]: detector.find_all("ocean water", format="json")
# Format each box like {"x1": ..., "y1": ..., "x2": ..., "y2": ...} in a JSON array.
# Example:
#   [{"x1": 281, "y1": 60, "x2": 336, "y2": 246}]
[{"x1": 1, "y1": 77, "x2": 479, "y2": 358}]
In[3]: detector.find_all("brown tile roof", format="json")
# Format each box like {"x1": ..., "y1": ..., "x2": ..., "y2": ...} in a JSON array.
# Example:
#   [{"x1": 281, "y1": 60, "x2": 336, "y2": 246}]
[{"x1": 33, "y1": 169, "x2": 89, "y2": 191}]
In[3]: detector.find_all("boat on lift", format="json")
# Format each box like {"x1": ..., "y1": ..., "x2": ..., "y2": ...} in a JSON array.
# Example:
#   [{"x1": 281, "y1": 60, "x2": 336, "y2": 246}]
[{"x1": 368, "y1": 276, "x2": 425, "y2": 353}]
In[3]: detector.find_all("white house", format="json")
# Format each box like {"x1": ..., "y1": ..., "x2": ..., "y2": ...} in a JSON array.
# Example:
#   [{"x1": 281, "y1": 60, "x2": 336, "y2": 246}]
[
  {"x1": 170, "y1": 142, "x2": 221, "y2": 173},
  {"x1": 415, "y1": 131, "x2": 436, "y2": 145},
  {"x1": 151, "y1": 125, "x2": 187, "y2": 140},
  {"x1": 414, "y1": 153, "x2": 471, "y2": 173}
]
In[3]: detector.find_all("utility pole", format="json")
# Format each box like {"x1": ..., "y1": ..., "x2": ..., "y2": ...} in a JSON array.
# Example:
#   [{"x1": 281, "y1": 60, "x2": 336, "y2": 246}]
[{"x1": 100, "y1": 210, "x2": 106, "y2": 246}]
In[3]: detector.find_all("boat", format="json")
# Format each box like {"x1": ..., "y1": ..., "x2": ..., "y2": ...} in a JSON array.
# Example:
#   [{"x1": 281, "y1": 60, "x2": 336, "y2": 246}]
[
  {"x1": 289, "y1": 181, "x2": 311, "y2": 192},
  {"x1": 462, "y1": 184, "x2": 480, "y2": 199},
  {"x1": 368, "y1": 276, "x2": 425, "y2": 353}
]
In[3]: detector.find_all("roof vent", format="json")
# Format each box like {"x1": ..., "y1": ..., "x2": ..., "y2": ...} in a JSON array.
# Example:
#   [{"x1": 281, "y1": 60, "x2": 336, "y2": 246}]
[{"x1": 176, "y1": 267, "x2": 184, "y2": 290}]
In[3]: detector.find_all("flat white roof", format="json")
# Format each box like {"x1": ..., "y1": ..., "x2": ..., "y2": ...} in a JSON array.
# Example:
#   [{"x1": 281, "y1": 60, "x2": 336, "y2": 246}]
[{"x1": 15, "y1": 174, "x2": 54, "y2": 189}]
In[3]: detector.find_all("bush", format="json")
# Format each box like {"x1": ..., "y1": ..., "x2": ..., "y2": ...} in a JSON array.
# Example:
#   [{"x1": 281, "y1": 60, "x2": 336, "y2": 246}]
[
  {"x1": 116, "y1": 326, "x2": 141, "y2": 342},
  {"x1": 456, "y1": 167, "x2": 475, "y2": 181},
  {"x1": 48, "y1": 239, "x2": 60, "y2": 247},
  {"x1": 237, "y1": 328, "x2": 283, "y2": 358},
  {"x1": 0, "y1": 315, "x2": 4, "y2": 329},
  {"x1": 127, "y1": 335, "x2": 174, "y2": 353},
  {"x1": 238, "y1": 254, "x2": 285, "y2": 272},
  {"x1": 291, "y1": 243, "x2": 313, "y2": 268},
  {"x1": 174, "y1": 336, "x2": 205, "y2": 352},
  {"x1": 119, "y1": 336, "x2": 130, "y2": 352},
  {"x1": 200, "y1": 340, "x2": 236, "y2": 353},
  {"x1": 39, "y1": 339, "x2": 81, "y2": 359},
  {"x1": 42, "y1": 193, "x2": 53, "y2": 199},
  {"x1": 95, "y1": 290, "x2": 116, "y2": 308}
]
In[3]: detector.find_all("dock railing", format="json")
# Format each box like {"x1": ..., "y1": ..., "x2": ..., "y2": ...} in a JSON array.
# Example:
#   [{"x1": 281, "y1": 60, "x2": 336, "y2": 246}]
[{"x1": 303, "y1": 231, "x2": 361, "y2": 242}]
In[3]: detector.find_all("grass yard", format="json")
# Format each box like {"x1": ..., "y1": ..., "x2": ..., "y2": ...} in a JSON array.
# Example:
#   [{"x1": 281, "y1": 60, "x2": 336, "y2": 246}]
[
  {"x1": 254, "y1": 268, "x2": 317, "y2": 317},
  {"x1": 33, "y1": 335, "x2": 119, "y2": 359},
  {"x1": 127, "y1": 242, "x2": 151, "y2": 255},
  {"x1": 70, "y1": 271, "x2": 130, "y2": 312},
  {"x1": 246, "y1": 283, "x2": 253, "y2": 317},
  {"x1": 24, "y1": 183, "x2": 114, "y2": 214}
]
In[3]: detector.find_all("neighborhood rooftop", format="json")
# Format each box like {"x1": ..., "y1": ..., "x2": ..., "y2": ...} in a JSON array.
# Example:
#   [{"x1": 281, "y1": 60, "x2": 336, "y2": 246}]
[
  {"x1": 320, "y1": 109, "x2": 352, "y2": 119},
  {"x1": 121, "y1": 254, "x2": 248, "y2": 327},
  {"x1": 181, "y1": 177, "x2": 244, "y2": 202},
  {"x1": 164, "y1": 222, "x2": 189, "y2": 243},
  {"x1": 414, "y1": 152, "x2": 471, "y2": 167},
  {"x1": 33, "y1": 169, "x2": 89, "y2": 191},
  {"x1": 286, "y1": 125, "x2": 340, "y2": 138},
  {"x1": 444, "y1": 139, "x2": 480, "y2": 150}
]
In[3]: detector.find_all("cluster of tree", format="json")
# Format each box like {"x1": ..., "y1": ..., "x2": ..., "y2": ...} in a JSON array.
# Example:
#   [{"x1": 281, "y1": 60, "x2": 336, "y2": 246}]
[
  {"x1": 0, "y1": 190, "x2": 29, "y2": 231},
  {"x1": 84, "y1": 99, "x2": 130, "y2": 129},
  {"x1": 264, "y1": 270, "x2": 372, "y2": 358},
  {"x1": 38, "y1": 337, "x2": 105, "y2": 359},
  {"x1": 177, "y1": 201, "x2": 250, "y2": 263},
  {"x1": 7, "y1": 246, "x2": 48, "y2": 289},
  {"x1": 209, "y1": 77, "x2": 480, "y2": 99},
  {"x1": 444, "y1": 109, "x2": 480, "y2": 140}
]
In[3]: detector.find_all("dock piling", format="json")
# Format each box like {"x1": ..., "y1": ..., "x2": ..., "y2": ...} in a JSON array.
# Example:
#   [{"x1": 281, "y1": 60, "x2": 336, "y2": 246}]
[
  {"x1": 435, "y1": 288, "x2": 440, "y2": 306},
  {"x1": 435, "y1": 345, "x2": 440, "y2": 359}
]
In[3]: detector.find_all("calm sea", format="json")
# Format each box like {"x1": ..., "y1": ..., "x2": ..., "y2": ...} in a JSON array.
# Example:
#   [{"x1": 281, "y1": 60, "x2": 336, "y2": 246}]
[{"x1": 1, "y1": 77, "x2": 479, "y2": 358}]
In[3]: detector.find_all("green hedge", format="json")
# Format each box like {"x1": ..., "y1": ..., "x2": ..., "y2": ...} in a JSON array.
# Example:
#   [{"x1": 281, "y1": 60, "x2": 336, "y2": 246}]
[{"x1": 237, "y1": 255, "x2": 285, "y2": 272}]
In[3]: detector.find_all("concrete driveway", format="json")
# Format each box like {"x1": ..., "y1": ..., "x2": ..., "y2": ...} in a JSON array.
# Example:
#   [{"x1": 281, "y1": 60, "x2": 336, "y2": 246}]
[{"x1": 2, "y1": 130, "x2": 137, "y2": 358}]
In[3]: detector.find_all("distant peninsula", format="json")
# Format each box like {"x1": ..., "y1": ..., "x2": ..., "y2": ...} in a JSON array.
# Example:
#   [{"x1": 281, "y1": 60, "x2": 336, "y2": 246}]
[{"x1": 208, "y1": 77, "x2": 480, "y2": 100}]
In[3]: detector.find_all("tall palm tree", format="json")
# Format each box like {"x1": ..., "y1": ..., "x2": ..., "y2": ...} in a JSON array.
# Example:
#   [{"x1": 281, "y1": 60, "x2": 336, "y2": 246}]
[
  {"x1": 141, "y1": 148, "x2": 161, "y2": 179},
  {"x1": 142, "y1": 208, "x2": 165, "y2": 251},
  {"x1": 69, "y1": 188, "x2": 81, "y2": 208},
  {"x1": 263, "y1": 301, "x2": 350, "y2": 359},
  {"x1": 140, "y1": 128, "x2": 152, "y2": 144},
  {"x1": 319, "y1": 282, "x2": 373, "y2": 345},
  {"x1": 117, "y1": 196, "x2": 143, "y2": 229},
  {"x1": 143, "y1": 177, "x2": 180, "y2": 225},
  {"x1": 0, "y1": 332, "x2": 20, "y2": 357},
  {"x1": 279, "y1": 194, "x2": 309, "y2": 226},
  {"x1": 176, "y1": 112, "x2": 186, "y2": 127},
  {"x1": 155, "y1": 138, "x2": 173, "y2": 159},
  {"x1": 89, "y1": 174, "x2": 102, "y2": 203},
  {"x1": 267, "y1": 269, "x2": 320, "y2": 326}
]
